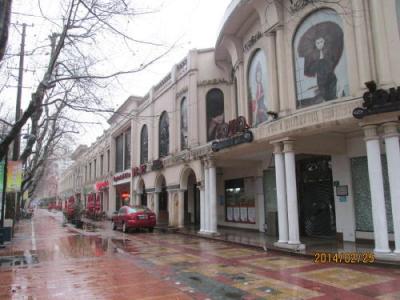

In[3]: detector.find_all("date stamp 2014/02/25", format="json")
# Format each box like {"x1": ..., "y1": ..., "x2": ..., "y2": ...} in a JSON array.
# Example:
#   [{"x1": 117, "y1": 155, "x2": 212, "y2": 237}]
[{"x1": 314, "y1": 252, "x2": 375, "y2": 264}]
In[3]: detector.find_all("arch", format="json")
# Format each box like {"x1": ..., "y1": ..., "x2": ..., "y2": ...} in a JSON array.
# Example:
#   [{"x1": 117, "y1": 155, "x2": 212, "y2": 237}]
[
  {"x1": 154, "y1": 173, "x2": 167, "y2": 192},
  {"x1": 179, "y1": 166, "x2": 198, "y2": 190},
  {"x1": 247, "y1": 48, "x2": 269, "y2": 127},
  {"x1": 140, "y1": 125, "x2": 148, "y2": 164},
  {"x1": 292, "y1": 8, "x2": 349, "y2": 108},
  {"x1": 135, "y1": 177, "x2": 145, "y2": 194},
  {"x1": 159, "y1": 111, "x2": 169, "y2": 158},
  {"x1": 206, "y1": 88, "x2": 225, "y2": 142},
  {"x1": 180, "y1": 97, "x2": 188, "y2": 150}
]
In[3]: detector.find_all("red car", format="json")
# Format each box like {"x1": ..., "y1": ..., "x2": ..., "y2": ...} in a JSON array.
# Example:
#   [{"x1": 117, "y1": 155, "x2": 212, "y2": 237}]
[{"x1": 112, "y1": 206, "x2": 156, "y2": 233}]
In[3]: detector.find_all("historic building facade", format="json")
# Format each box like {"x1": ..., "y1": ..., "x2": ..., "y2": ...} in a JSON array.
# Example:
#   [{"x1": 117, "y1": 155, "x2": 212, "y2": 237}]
[{"x1": 59, "y1": 0, "x2": 400, "y2": 258}]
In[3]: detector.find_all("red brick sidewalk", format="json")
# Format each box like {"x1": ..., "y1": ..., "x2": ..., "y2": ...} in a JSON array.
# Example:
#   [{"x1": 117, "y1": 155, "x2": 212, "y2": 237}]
[{"x1": 0, "y1": 209, "x2": 193, "y2": 300}]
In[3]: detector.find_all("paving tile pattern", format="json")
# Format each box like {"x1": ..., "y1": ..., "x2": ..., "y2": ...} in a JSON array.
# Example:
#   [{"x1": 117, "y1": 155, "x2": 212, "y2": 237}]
[{"x1": 1, "y1": 209, "x2": 400, "y2": 299}]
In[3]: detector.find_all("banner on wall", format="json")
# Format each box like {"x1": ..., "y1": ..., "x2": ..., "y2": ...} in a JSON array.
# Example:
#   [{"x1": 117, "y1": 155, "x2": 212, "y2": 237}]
[
  {"x1": 0, "y1": 160, "x2": 5, "y2": 193},
  {"x1": 6, "y1": 161, "x2": 22, "y2": 192}
]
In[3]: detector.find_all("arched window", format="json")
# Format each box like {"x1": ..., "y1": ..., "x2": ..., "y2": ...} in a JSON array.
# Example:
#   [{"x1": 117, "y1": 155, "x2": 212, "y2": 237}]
[
  {"x1": 247, "y1": 49, "x2": 269, "y2": 127},
  {"x1": 180, "y1": 97, "x2": 188, "y2": 150},
  {"x1": 293, "y1": 9, "x2": 349, "y2": 108},
  {"x1": 159, "y1": 111, "x2": 169, "y2": 158},
  {"x1": 140, "y1": 125, "x2": 148, "y2": 164},
  {"x1": 206, "y1": 88, "x2": 224, "y2": 142}
]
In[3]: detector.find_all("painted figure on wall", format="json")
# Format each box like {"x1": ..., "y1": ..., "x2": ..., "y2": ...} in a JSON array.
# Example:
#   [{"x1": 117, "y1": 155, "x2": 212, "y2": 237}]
[
  {"x1": 248, "y1": 50, "x2": 269, "y2": 127},
  {"x1": 206, "y1": 89, "x2": 224, "y2": 142},
  {"x1": 294, "y1": 9, "x2": 349, "y2": 107}
]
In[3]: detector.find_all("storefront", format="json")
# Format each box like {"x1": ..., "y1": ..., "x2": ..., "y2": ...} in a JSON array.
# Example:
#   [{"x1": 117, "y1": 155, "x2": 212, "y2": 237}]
[
  {"x1": 113, "y1": 171, "x2": 131, "y2": 210},
  {"x1": 95, "y1": 180, "x2": 109, "y2": 212},
  {"x1": 225, "y1": 178, "x2": 256, "y2": 224}
]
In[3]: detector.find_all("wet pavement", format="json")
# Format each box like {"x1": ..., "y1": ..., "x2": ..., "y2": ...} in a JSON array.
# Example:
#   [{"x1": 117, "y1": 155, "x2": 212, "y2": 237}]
[{"x1": 1, "y1": 210, "x2": 400, "y2": 299}]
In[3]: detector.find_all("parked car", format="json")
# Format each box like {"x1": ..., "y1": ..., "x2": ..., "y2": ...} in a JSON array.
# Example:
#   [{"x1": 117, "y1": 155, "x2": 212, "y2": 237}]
[{"x1": 112, "y1": 205, "x2": 156, "y2": 233}]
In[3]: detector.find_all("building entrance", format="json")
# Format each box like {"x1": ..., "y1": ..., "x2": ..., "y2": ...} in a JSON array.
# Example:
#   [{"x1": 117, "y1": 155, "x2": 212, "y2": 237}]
[
  {"x1": 158, "y1": 178, "x2": 168, "y2": 224},
  {"x1": 297, "y1": 155, "x2": 336, "y2": 237}
]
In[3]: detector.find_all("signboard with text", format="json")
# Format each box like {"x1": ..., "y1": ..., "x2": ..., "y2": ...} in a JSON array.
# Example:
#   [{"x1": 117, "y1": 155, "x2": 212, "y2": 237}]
[{"x1": 6, "y1": 161, "x2": 22, "y2": 192}]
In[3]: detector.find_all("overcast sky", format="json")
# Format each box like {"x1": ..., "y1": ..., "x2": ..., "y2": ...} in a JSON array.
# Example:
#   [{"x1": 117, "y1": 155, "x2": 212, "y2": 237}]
[{"x1": 4, "y1": 0, "x2": 231, "y2": 146}]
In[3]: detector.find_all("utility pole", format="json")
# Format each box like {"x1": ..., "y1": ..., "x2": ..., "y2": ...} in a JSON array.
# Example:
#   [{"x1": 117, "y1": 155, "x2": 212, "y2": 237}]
[{"x1": 12, "y1": 23, "x2": 27, "y2": 161}]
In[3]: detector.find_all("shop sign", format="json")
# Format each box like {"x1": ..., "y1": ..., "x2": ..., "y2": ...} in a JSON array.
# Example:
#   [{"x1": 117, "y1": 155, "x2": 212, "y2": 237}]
[
  {"x1": 212, "y1": 116, "x2": 253, "y2": 152},
  {"x1": 6, "y1": 160, "x2": 22, "y2": 192},
  {"x1": 151, "y1": 159, "x2": 163, "y2": 171},
  {"x1": 95, "y1": 181, "x2": 109, "y2": 191},
  {"x1": 113, "y1": 172, "x2": 131, "y2": 182},
  {"x1": 353, "y1": 81, "x2": 400, "y2": 119},
  {"x1": 132, "y1": 164, "x2": 147, "y2": 177}
]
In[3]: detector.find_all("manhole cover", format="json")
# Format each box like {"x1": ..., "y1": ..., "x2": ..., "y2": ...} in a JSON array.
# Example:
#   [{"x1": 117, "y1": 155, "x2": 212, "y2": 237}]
[{"x1": 0, "y1": 255, "x2": 39, "y2": 268}]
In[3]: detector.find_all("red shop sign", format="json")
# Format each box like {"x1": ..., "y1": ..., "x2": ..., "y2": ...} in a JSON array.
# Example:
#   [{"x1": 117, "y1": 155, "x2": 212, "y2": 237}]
[
  {"x1": 113, "y1": 172, "x2": 131, "y2": 182},
  {"x1": 95, "y1": 181, "x2": 109, "y2": 191}
]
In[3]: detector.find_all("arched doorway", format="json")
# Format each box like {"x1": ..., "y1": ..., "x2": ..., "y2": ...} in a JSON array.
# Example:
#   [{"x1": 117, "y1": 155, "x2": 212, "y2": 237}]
[
  {"x1": 185, "y1": 172, "x2": 199, "y2": 226},
  {"x1": 180, "y1": 168, "x2": 199, "y2": 228},
  {"x1": 157, "y1": 176, "x2": 169, "y2": 225}
]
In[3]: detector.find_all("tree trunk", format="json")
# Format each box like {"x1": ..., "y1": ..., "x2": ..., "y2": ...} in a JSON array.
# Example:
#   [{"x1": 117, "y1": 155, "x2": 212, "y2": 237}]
[{"x1": 0, "y1": 0, "x2": 12, "y2": 62}]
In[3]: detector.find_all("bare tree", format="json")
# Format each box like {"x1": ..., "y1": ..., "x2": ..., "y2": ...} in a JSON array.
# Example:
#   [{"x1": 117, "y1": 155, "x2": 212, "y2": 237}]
[
  {"x1": 0, "y1": 0, "x2": 12, "y2": 61},
  {"x1": 0, "y1": 0, "x2": 172, "y2": 161}
]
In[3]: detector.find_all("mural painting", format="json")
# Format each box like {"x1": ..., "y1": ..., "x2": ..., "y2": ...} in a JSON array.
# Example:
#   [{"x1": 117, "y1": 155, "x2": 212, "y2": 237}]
[
  {"x1": 294, "y1": 9, "x2": 349, "y2": 107},
  {"x1": 248, "y1": 50, "x2": 269, "y2": 127},
  {"x1": 206, "y1": 89, "x2": 224, "y2": 142}
]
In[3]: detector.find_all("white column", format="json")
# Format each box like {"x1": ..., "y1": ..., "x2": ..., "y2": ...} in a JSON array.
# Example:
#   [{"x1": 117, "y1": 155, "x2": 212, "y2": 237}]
[
  {"x1": 198, "y1": 184, "x2": 205, "y2": 233},
  {"x1": 273, "y1": 143, "x2": 289, "y2": 243},
  {"x1": 283, "y1": 141, "x2": 301, "y2": 245},
  {"x1": 204, "y1": 164, "x2": 210, "y2": 233},
  {"x1": 154, "y1": 192, "x2": 160, "y2": 223},
  {"x1": 364, "y1": 125, "x2": 391, "y2": 254},
  {"x1": 209, "y1": 160, "x2": 218, "y2": 234},
  {"x1": 383, "y1": 122, "x2": 400, "y2": 254},
  {"x1": 168, "y1": 191, "x2": 174, "y2": 227},
  {"x1": 178, "y1": 190, "x2": 185, "y2": 228}
]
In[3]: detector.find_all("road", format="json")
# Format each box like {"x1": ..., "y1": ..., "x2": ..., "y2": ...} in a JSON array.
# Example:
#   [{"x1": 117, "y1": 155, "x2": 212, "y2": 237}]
[{"x1": 0, "y1": 209, "x2": 399, "y2": 299}]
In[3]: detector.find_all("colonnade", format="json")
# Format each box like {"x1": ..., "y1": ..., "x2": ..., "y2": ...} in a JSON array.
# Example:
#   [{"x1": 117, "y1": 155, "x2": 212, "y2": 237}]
[
  {"x1": 272, "y1": 140, "x2": 305, "y2": 250},
  {"x1": 364, "y1": 122, "x2": 400, "y2": 255}
]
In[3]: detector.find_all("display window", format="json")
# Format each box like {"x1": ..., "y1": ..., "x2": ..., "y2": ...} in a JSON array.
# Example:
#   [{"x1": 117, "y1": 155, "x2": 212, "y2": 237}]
[{"x1": 225, "y1": 178, "x2": 256, "y2": 224}]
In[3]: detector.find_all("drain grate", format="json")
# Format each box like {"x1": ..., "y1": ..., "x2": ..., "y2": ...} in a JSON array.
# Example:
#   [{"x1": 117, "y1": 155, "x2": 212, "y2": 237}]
[{"x1": 0, "y1": 255, "x2": 39, "y2": 268}]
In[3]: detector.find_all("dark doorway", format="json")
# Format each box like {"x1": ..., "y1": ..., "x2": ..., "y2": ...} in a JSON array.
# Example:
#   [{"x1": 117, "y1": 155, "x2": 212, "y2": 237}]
[
  {"x1": 158, "y1": 178, "x2": 168, "y2": 224},
  {"x1": 297, "y1": 155, "x2": 336, "y2": 237},
  {"x1": 140, "y1": 182, "x2": 147, "y2": 207},
  {"x1": 184, "y1": 173, "x2": 199, "y2": 226}
]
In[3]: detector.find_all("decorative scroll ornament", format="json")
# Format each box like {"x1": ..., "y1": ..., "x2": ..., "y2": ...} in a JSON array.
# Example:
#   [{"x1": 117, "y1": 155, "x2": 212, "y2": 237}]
[
  {"x1": 289, "y1": 0, "x2": 321, "y2": 14},
  {"x1": 243, "y1": 32, "x2": 263, "y2": 53}
]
